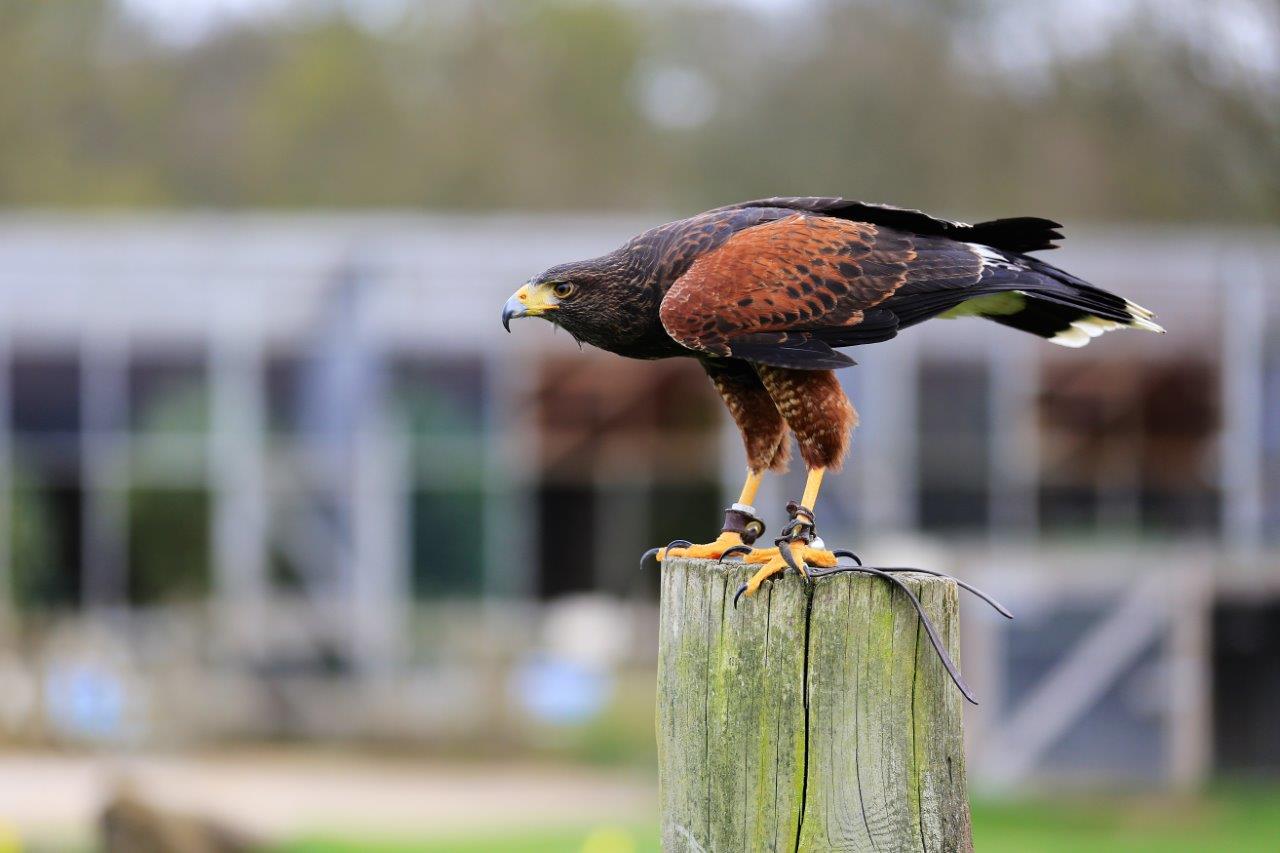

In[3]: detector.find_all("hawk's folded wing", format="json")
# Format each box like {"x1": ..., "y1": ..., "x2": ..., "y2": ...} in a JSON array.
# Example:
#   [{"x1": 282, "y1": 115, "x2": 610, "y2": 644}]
[{"x1": 658, "y1": 214, "x2": 982, "y2": 369}]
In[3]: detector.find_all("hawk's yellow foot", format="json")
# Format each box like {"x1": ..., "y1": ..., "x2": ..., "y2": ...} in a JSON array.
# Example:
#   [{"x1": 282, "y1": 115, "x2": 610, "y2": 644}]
[
  {"x1": 641, "y1": 531, "x2": 757, "y2": 569},
  {"x1": 656, "y1": 530, "x2": 747, "y2": 561},
  {"x1": 733, "y1": 541, "x2": 839, "y2": 605},
  {"x1": 644, "y1": 528, "x2": 772, "y2": 565},
  {"x1": 733, "y1": 469, "x2": 838, "y2": 606},
  {"x1": 641, "y1": 472, "x2": 769, "y2": 568},
  {"x1": 741, "y1": 543, "x2": 838, "y2": 568}
]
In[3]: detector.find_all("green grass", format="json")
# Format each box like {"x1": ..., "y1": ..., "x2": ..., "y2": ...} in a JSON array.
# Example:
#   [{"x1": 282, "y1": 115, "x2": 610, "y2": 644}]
[
  {"x1": 282, "y1": 824, "x2": 658, "y2": 853},
  {"x1": 970, "y1": 784, "x2": 1280, "y2": 853},
  {"x1": 280, "y1": 785, "x2": 1280, "y2": 852}
]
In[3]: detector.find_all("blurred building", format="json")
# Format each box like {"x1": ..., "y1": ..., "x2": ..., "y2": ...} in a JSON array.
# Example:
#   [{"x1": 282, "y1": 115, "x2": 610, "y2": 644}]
[{"x1": 0, "y1": 213, "x2": 1276, "y2": 788}]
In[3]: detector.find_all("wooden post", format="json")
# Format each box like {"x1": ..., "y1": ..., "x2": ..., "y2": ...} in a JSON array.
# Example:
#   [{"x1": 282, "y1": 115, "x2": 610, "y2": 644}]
[{"x1": 657, "y1": 557, "x2": 972, "y2": 852}]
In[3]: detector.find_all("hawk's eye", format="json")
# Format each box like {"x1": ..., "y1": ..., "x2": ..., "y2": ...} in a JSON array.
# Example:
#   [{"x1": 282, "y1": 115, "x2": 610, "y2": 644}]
[{"x1": 552, "y1": 282, "x2": 576, "y2": 299}]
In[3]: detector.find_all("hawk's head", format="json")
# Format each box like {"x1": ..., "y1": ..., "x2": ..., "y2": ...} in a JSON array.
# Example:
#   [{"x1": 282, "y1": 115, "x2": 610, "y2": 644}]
[{"x1": 502, "y1": 254, "x2": 647, "y2": 349}]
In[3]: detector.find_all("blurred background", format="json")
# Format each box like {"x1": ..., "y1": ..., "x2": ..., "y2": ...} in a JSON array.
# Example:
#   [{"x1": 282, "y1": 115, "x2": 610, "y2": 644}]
[{"x1": 0, "y1": 0, "x2": 1278, "y2": 850}]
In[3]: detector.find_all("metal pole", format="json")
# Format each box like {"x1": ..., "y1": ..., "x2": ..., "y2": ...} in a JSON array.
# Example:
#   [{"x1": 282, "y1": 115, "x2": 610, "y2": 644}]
[
  {"x1": 210, "y1": 287, "x2": 269, "y2": 657},
  {"x1": 81, "y1": 330, "x2": 129, "y2": 609},
  {"x1": 1220, "y1": 253, "x2": 1266, "y2": 557},
  {"x1": 0, "y1": 304, "x2": 12, "y2": 616}
]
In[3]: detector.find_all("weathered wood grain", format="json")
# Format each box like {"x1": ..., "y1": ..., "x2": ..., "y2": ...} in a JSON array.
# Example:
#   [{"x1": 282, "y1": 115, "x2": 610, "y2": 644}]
[{"x1": 657, "y1": 557, "x2": 972, "y2": 852}]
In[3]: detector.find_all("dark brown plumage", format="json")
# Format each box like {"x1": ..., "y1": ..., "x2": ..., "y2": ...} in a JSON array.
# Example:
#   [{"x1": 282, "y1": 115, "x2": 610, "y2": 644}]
[
  {"x1": 756, "y1": 364, "x2": 857, "y2": 472},
  {"x1": 503, "y1": 196, "x2": 1162, "y2": 476},
  {"x1": 703, "y1": 359, "x2": 792, "y2": 473},
  {"x1": 503, "y1": 196, "x2": 1154, "y2": 689}
]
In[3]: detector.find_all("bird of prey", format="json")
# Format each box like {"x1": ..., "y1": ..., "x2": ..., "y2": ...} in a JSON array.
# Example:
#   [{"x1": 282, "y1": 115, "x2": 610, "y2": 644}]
[{"x1": 502, "y1": 197, "x2": 1163, "y2": 605}]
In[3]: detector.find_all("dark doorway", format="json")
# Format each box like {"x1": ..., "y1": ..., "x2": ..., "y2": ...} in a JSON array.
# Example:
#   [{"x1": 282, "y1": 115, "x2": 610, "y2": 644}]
[
  {"x1": 1213, "y1": 599, "x2": 1280, "y2": 775},
  {"x1": 537, "y1": 485, "x2": 596, "y2": 598}
]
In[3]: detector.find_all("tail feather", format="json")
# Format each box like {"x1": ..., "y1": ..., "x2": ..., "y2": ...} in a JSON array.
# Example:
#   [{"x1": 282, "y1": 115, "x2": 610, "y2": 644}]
[
  {"x1": 965, "y1": 216, "x2": 1064, "y2": 254},
  {"x1": 943, "y1": 247, "x2": 1164, "y2": 347},
  {"x1": 984, "y1": 297, "x2": 1161, "y2": 348}
]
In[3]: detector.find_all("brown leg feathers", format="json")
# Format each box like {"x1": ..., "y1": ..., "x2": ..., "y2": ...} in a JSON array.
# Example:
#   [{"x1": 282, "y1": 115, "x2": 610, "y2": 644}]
[
  {"x1": 754, "y1": 366, "x2": 857, "y2": 471},
  {"x1": 704, "y1": 361, "x2": 791, "y2": 473}
]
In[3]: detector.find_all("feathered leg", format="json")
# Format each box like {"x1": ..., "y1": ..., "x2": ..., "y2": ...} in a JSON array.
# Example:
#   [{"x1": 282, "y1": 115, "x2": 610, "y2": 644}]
[{"x1": 737, "y1": 367, "x2": 856, "y2": 598}]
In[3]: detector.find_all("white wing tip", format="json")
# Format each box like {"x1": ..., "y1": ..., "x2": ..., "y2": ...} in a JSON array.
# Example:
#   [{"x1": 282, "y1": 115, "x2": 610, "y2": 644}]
[
  {"x1": 1131, "y1": 316, "x2": 1166, "y2": 334},
  {"x1": 1125, "y1": 299, "x2": 1156, "y2": 320},
  {"x1": 1049, "y1": 312, "x2": 1165, "y2": 347},
  {"x1": 1123, "y1": 299, "x2": 1164, "y2": 332},
  {"x1": 1049, "y1": 326, "x2": 1093, "y2": 347}
]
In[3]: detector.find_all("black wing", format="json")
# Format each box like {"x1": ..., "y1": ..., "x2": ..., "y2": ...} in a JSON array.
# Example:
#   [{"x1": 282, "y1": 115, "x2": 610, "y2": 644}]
[{"x1": 712, "y1": 196, "x2": 1065, "y2": 255}]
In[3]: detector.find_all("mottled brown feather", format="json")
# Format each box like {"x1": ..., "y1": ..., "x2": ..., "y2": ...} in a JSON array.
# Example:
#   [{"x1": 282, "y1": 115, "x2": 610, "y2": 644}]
[
  {"x1": 658, "y1": 214, "x2": 916, "y2": 357},
  {"x1": 702, "y1": 361, "x2": 791, "y2": 474},
  {"x1": 755, "y1": 365, "x2": 858, "y2": 471}
]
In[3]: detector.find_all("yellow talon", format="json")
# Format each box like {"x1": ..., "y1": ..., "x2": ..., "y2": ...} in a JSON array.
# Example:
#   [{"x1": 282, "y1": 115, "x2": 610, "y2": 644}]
[
  {"x1": 739, "y1": 541, "x2": 838, "y2": 598},
  {"x1": 657, "y1": 530, "x2": 745, "y2": 561},
  {"x1": 801, "y1": 547, "x2": 837, "y2": 568},
  {"x1": 741, "y1": 544, "x2": 837, "y2": 567},
  {"x1": 736, "y1": 468, "x2": 837, "y2": 603},
  {"x1": 743, "y1": 554, "x2": 788, "y2": 597}
]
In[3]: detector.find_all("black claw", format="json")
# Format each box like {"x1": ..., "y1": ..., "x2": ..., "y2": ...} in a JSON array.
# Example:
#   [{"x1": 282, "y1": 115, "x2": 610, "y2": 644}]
[
  {"x1": 640, "y1": 539, "x2": 694, "y2": 571},
  {"x1": 778, "y1": 542, "x2": 808, "y2": 578},
  {"x1": 718, "y1": 544, "x2": 754, "y2": 562},
  {"x1": 733, "y1": 583, "x2": 748, "y2": 608}
]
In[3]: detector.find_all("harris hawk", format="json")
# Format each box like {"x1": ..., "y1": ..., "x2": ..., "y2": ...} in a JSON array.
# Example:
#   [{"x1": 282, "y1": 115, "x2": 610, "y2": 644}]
[{"x1": 502, "y1": 197, "x2": 1163, "y2": 608}]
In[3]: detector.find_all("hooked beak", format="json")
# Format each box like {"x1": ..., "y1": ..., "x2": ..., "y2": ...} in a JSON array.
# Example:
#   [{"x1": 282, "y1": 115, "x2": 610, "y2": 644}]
[
  {"x1": 501, "y1": 293, "x2": 525, "y2": 332},
  {"x1": 501, "y1": 283, "x2": 558, "y2": 332}
]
